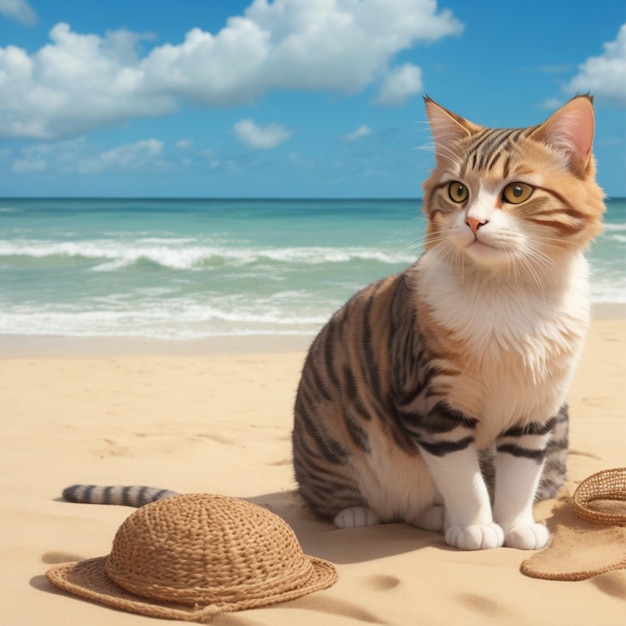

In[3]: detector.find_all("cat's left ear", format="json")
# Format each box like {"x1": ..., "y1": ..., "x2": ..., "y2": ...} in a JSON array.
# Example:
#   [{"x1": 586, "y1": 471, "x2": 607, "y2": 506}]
[
  {"x1": 532, "y1": 95, "x2": 595, "y2": 177},
  {"x1": 424, "y1": 97, "x2": 482, "y2": 166}
]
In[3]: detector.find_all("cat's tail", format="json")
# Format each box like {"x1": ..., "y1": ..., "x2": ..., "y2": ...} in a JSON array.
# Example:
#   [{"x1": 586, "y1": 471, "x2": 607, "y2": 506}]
[{"x1": 62, "y1": 484, "x2": 179, "y2": 507}]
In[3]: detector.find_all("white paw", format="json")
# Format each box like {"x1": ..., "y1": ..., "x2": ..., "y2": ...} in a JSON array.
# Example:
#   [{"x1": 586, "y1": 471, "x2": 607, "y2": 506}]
[
  {"x1": 333, "y1": 506, "x2": 380, "y2": 529},
  {"x1": 445, "y1": 523, "x2": 504, "y2": 550},
  {"x1": 504, "y1": 523, "x2": 549, "y2": 550}
]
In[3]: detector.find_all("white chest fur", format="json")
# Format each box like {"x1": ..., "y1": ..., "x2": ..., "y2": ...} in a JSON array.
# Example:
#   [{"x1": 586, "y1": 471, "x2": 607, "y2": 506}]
[{"x1": 416, "y1": 251, "x2": 590, "y2": 446}]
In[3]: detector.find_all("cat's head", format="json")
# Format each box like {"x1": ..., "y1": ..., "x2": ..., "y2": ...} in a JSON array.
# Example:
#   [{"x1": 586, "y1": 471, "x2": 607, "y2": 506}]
[{"x1": 421, "y1": 96, "x2": 605, "y2": 273}]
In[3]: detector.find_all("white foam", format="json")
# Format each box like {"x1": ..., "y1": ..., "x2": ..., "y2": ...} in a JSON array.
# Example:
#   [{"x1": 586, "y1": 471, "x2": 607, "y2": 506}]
[
  {"x1": 589, "y1": 274, "x2": 626, "y2": 303},
  {"x1": 0, "y1": 238, "x2": 413, "y2": 271},
  {"x1": 0, "y1": 294, "x2": 334, "y2": 339},
  {"x1": 603, "y1": 222, "x2": 626, "y2": 232}
]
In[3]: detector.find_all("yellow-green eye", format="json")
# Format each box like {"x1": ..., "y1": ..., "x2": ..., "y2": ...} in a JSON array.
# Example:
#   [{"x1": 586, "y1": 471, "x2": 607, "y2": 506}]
[
  {"x1": 448, "y1": 181, "x2": 469, "y2": 203},
  {"x1": 502, "y1": 182, "x2": 533, "y2": 204}
]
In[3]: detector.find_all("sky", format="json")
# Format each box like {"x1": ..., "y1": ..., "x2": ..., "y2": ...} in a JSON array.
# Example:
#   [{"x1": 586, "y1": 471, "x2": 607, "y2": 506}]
[{"x1": 0, "y1": 0, "x2": 624, "y2": 198}]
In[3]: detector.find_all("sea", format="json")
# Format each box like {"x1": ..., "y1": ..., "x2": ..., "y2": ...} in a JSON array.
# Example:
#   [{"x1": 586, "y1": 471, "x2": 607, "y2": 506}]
[{"x1": 0, "y1": 198, "x2": 624, "y2": 340}]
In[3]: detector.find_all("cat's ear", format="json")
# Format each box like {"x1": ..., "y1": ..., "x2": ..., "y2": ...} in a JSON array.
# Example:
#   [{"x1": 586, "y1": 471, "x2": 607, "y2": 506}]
[
  {"x1": 424, "y1": 97, "x2": 481, "y2": 166},
  {"x1": 531, "y1": 95, "x2": 595, "y2": 176}
]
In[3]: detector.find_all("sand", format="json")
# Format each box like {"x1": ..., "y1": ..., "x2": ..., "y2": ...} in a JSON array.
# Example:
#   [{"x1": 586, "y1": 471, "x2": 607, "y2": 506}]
[{"x1": 0, "y1": 319, "x2": 624, "y2": 625}]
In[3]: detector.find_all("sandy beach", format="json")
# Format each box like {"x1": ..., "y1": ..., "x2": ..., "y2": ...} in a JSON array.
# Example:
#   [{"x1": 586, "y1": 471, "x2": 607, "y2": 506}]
[{"x1": 1, "y1": 317, "x2": 624, "y2": 625}]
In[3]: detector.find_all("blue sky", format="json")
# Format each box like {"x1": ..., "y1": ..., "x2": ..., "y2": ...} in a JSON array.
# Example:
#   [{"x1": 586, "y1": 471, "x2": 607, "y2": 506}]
[{"x1": 0, "y1": 0, "x2": 624, "y2": 198}]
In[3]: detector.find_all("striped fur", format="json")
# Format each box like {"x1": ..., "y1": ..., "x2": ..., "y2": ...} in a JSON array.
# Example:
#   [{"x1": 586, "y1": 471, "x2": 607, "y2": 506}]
[
  {"x1": 292, "y1": 96, "x2": 605, "y2": 550},
  {"x1": 62, "y1": 484, "x2": 178, "y2": 507}
]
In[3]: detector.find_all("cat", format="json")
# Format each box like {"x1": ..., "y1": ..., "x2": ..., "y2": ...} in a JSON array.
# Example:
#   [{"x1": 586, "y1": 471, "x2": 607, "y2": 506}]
[
  {"x1": 291, "y1": 95, "x2": 605, "y2": 550},
  {"x1": 61, "y1": 96, "x2": 605, "y2": 552}
]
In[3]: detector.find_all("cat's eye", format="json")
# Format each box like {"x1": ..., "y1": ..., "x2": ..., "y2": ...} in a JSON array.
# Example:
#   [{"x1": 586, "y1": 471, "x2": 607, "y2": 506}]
[
  {"x1": 448, "y1": 181, "x2": 469, "y2": 203},
  {"x1": 502, "y1": 182, "x2": 533, "y2": 204}
]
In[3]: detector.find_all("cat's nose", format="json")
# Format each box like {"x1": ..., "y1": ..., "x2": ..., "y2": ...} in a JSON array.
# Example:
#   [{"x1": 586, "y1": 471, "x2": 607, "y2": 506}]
[{"x1": 466, "y1": 217, "x2": 487, "y2": 234}]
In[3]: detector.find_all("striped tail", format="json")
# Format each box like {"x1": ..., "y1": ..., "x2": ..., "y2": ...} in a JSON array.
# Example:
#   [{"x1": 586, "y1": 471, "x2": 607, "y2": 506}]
[{"x1": 62, "y1": 484, "x2": 179, "y2": 507}]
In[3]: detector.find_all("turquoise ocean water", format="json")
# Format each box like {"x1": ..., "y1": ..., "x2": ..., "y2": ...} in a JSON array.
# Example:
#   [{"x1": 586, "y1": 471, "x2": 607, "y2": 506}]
[{"x1": 0, "y1": 198, "x2": 624, "y2": 339}]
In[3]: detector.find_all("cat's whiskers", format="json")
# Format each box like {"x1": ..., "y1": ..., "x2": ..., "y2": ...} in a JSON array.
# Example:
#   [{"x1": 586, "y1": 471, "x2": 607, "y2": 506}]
[
  {"x1": 517, "y1": 241, "x2": 577, "y2": 300},
  {"x1": 521, "y1": 243, "x2": 563, "y2": 278},
  {"x1": 534, "y1": 237, "x2": 582, "y2": 257},
  {"x1": 405, "y1": 231, "x2": 455, "y2": 258},
  {"x1": 516, "y1": 252, "x2": 548, "y2": 300},
  {"x1": 455, "y1": 241, "x2": 466, "y2": 284},
  {"x1": 503, "y1": 248, "x2": 519, "y2": 286},
  {"x1": 399, "y1": 239, "x2": 427, "y2": 257}
]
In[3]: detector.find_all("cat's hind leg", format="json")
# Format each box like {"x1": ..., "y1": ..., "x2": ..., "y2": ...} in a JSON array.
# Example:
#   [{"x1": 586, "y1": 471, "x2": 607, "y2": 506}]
[
  {"x1": 334, "y1": 506, "x2": 381, "y2": 528},
  {"x1": 414, "y1": 504, "x2": 445, "y2": 532}
]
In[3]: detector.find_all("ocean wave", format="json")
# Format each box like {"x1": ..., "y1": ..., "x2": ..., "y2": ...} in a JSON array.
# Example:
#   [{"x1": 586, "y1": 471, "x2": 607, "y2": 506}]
[
  {"x1": 590, "y1": 276, "x2": 626, "y2": 303},
  {"x1": 2, "y1": 268, "x2": 624, "y2": 341},
  {"x1": 0, "y1": 302, "x2": 330, "y2": 339},
  {"x1": 2, "y1": 280, "x2": 624, "y2": 339},
  {"x1": 603, "y1": 222, "x2": 626, "y2": 232},
  {"x1": 0, "y1": 239, "x2": 412, "y2": 271}
]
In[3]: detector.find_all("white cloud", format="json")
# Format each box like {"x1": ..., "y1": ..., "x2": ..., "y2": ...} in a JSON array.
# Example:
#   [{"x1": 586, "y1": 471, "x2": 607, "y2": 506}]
[
  {"x1": 10, "y1": 142, "x2": 61, "y2": 173},
  {"x1": 0, "y1": 24, "x2": 177, "y2": 139},
  {"x1": 12, "y1": 157, "x2": 46, "y2": 173},
  {"x1": 566, "y1": 23, "x2": 626, "y2": 107},
  {"x1": 11, "y1": 138, "x2": 165, "y2": 175},
  {"x1": 77, "y1": 139, "x2": 164, "y2": 174},
  {"x1": 375, "y1": 63, "x2": 423, "y2": 106},
  {"x1": 0, "y1": 0, "x2": 463, "y2": 139},
  {"x1": 0, "y1": 0, "x2": 36, "y2": 26},
  {"x1": 233, "y1": 119, "x2": 292, "y2": 149},
  {"x1": 176, "y1": 139, "x2": 193, "y2": 149},
  {"x1": 540, "y1": 97, "x2": 563, "y2": 111},
  {"x1": 342, "y1": 125, "x2": 373, "y2": 142}
]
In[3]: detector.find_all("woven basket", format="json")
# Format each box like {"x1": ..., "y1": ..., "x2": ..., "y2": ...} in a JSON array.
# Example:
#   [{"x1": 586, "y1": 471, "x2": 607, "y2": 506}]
[{"x1": 573, "y1": 468, "x2": 626, "y2": 526}]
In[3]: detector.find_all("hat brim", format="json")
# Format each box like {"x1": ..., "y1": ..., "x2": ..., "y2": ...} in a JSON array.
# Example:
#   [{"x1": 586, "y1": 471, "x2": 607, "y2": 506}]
[{"x1": 46, "y1": 554, "x2": 338, "y2": 622}]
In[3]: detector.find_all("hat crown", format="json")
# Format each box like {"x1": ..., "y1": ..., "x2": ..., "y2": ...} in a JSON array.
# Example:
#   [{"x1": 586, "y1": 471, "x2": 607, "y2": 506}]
[{"x1": 104, "y1": 493, "x2": 312, "y2": 606}]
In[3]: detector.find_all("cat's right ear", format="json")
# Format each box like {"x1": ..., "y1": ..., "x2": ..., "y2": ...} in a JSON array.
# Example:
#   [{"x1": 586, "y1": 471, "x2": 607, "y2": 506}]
[{"x1": 424, "y1": 97, "x2": 480, "y2": 166}]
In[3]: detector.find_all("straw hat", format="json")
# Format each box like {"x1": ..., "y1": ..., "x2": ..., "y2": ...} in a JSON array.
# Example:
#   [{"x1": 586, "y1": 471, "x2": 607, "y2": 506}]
[
  {"x1": 572, "y1": 467, "x2": 626, "y2": 526},
  {"x1": 521, "y1": 468, "x2": 626, "y2": 581},
  {"x1": 46, "y1": 493, "x2": 338, "y2": 622}
]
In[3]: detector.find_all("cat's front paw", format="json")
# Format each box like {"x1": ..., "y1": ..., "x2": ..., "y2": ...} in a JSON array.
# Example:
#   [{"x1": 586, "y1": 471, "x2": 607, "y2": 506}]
[
  {"x1": 504, "y1": 523, "x2": 549, "y2": 550},
  {"x1": 445, "y1": 523, "x2": 504, "y2": 550}
]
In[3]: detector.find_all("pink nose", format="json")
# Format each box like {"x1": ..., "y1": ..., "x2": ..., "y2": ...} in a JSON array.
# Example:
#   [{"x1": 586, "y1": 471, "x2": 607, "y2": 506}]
[{"x1": 466, "y1": 217, "x2": 487, "y2": 234}]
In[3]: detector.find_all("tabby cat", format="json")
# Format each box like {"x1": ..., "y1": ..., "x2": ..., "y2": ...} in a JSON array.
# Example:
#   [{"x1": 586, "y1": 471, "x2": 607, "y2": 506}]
[
  {"x1": 62, "y1": 96, "x2": 604, "y2": 552},
  {"x1": 292, "y1": 95, "x2": 605, "y2": 550}
]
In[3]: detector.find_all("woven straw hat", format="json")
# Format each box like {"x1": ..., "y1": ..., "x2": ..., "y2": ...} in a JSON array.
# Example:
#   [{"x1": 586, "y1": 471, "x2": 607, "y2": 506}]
[
  {"x1": 46, "y1": 493, "x2": 338, "y2": 622},
  {"x1": 521, "y1": 468, "x2": 626, "y2": 581},
  {"x1": 572, "y1": 467, "x2": 626, "y2": 526}
]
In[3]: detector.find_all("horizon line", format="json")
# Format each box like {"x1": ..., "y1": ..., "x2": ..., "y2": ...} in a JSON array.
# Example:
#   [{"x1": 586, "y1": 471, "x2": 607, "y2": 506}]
[
  {"x1": 0, "y1": 196, "x2": 426, "y2": 201},
  {"x1": 2, "y1": 196, "x2": 625, "y2": 202}
]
